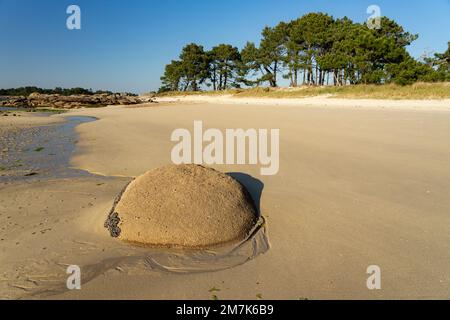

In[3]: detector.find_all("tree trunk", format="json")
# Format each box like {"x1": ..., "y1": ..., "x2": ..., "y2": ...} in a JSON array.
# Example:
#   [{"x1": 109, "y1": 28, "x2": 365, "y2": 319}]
[
  {"x1": 224, "y1": 65, "x2": 228, "y2": 90},
  {"x1": 315, "y1": 65, "x2": 318, "y2": 85},
  {"x1": 212, "y1": 66, "x2": 217, "y2": 91},
  {"x1": 273, "y1": 61, "x2": 278, "y2": 87}
]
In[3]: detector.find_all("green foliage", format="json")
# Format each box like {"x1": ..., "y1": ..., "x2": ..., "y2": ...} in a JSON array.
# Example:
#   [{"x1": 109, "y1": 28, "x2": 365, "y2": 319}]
[
  {"x1": 179, "y1": 43, "x2": 210, "y2": 91},
  {"x1": 159, "y1": 60, "x2": 183, "y2": 92},
  {"x1": 160, "y1": 43, "x2": 210, "y2": 92},
  {"x1": 159, "y1": 13, "x2": 449, "y2": 91},
  {"x1": 209, "y1": 44, "x2": 241, "y2": 90},
  {"x1": 424, "y1": 42, "x2": 450, "y2": 81}
]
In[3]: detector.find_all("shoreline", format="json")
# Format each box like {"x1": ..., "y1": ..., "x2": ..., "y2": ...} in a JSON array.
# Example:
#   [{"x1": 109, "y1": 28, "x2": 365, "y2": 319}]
[
  {"x1": 0, "y1": 114, "x2": 98, "y2": 182},
  {"x1": 0, "y1": 112, "x2": 65, "y2": 135}
]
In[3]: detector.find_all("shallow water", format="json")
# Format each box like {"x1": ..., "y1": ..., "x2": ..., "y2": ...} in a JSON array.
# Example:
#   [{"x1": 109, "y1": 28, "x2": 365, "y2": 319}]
[
  {"x1": 0, "y1": 106, "x2": 25, "y2": 112},
  {"x1": 0, "y1": 106, "x2": 56, "y2": 117},
  {"x1": 0, "y1": 116, "x2": 98, "y2": 183}
]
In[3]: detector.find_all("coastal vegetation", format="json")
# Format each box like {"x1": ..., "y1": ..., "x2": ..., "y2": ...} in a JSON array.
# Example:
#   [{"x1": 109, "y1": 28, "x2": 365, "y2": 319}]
[
  {"x1": 159, "y1": 13, "x2": 450, "y2": 93},
  {"x1": 157, "y1": 82, "x2": 450, "y2": 100}
]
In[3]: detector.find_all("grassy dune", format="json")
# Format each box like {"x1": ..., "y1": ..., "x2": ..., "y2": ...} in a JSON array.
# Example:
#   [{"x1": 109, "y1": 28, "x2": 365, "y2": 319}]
[{"x1": 156, "y1": 82, "x2": 450, "y2": 100}]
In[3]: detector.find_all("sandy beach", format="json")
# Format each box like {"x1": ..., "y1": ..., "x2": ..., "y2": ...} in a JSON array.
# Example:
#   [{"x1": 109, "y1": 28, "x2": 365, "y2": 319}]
[
  {"x1": 1, "y1": 97, "x2": 450, "y2": 299},
  {"x1": 155, "y1": 94, "x2": 450, "y2": 110}
]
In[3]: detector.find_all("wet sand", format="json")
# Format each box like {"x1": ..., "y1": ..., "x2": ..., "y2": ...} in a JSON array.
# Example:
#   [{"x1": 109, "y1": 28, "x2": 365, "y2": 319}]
[
  {"x1": 0, "y1": 110, "x2": 64, "y2": 137},
  {"x1": 1, "y1": 115, "x2": 96, "y2": 181},
  {"x1": 1, "y1": 100, "x2": 450, "y2": 299}
]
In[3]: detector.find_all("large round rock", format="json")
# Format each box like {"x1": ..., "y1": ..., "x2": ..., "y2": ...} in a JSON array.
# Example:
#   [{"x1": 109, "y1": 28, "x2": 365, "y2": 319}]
[{"x1": 106, "y1": 164, "x2": 257, "y2": 248}]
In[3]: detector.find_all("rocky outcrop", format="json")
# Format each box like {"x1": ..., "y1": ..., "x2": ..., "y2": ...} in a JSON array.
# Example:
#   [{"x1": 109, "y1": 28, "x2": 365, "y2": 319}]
[
  {"x1": 0, "y1": 93, "x2": 152, "y2": 109},
  {"x1": 0, "y1": 96, "x2": 28, "y2": 107}
]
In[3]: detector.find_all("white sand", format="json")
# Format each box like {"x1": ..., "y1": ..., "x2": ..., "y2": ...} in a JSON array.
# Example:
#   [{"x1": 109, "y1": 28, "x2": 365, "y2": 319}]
[{"x1": 155, "y1": 94, "x2": 450, "y2": 111}]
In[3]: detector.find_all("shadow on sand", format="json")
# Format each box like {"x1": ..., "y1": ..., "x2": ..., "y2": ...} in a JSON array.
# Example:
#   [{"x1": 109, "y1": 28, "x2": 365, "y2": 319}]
[{"x1": 227, "y1": 172, "x2": 264, "y2": 218}]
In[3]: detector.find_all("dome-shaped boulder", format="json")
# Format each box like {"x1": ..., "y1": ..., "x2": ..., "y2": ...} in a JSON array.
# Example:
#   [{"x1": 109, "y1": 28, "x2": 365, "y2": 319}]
[{"x1": 105, "y1": 164, "x2": 258, "y2": 248}]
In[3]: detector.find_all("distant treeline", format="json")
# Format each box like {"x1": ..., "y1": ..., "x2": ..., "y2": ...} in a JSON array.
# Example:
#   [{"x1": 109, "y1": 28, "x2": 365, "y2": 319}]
[
  {"x1": 0, "y1": 87, "x2": 137, "y2": 96},
  {"x1": 160, "y1": 13, "x2": 450, "y2": 92}
]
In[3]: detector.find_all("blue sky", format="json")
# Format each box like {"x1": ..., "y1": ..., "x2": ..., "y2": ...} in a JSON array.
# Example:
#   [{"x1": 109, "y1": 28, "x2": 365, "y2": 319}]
[{"x1": 0, "y1": 0, "x2": 449, "y2": 93}]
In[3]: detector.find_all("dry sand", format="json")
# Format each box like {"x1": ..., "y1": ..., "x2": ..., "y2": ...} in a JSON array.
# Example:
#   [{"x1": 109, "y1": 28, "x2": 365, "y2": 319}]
[
  {"x1": 1, "y1": 97, "x2": 450, "y2": 299},
  {"x1": 156, "y1": 94, "x2": 450, "y2": 111}
]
